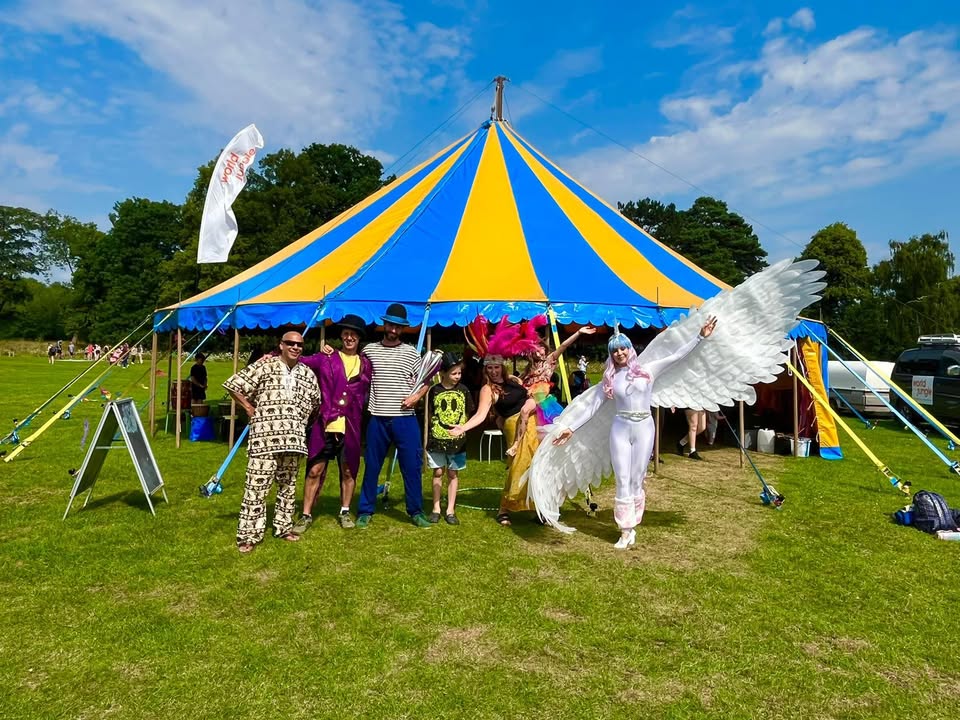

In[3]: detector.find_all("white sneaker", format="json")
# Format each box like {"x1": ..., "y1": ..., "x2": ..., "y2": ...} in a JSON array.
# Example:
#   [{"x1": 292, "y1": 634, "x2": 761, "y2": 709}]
[{"x1": 614, "y1": 529, "x2": 636, "y2": 550}]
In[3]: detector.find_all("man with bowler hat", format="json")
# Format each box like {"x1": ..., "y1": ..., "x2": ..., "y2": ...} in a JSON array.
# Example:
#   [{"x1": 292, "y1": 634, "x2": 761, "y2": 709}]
[
  {"x1": 293, "y1": 315, "x2": 372, "y2": 532},
  {"x1": 356, "y1": 303, "x2": 432, "y2": 528}
]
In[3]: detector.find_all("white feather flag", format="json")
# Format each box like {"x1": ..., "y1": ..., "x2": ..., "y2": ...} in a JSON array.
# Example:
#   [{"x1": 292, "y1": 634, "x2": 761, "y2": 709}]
[{"x1": 197, "y1": 124, "x2": 264, "y2": 263}]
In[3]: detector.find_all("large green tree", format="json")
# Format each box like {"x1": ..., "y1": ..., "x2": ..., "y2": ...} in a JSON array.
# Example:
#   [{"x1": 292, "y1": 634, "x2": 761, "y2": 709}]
[
  {"x1": 42, "y1": 211, "x2": 106, "y2": 277},
  {"x1": 0, "y1": 206, "x2": 46, "y2": 318},
  {"x1": 0, "y1": 279, "x2": 74, "y2": 340},
  {"x1": 71, "y1": 198, "x2": 183, "y2": 340},
  {"x1": 797, "y1": 222, "x2": 869, "y2": 326},
  {"x1": 619, "y1": 196, "x2": 767, "y2": 284},
  {"x1": 842, "y1": 231, "x2": 958, "y2": 359}
]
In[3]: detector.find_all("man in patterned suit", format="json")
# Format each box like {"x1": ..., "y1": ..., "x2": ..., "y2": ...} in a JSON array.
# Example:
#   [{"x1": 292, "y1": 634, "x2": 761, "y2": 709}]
[{"x1": 223, "y1": 331, "x2": 321, "y2": 554}]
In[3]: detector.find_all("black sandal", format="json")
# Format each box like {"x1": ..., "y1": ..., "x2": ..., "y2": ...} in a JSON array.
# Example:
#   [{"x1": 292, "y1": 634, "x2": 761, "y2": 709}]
[{"x1": 496, "y1": 512, "x2": 511, "y2": 526}]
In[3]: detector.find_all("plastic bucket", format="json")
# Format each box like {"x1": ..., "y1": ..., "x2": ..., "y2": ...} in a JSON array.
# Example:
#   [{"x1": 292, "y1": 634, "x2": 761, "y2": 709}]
[
  {"x1": 757, "y1": 429, "x2": 776, "y2": 453},
  {"x1": 790, "y1": 437, "x2": 811, "y2": 457}
]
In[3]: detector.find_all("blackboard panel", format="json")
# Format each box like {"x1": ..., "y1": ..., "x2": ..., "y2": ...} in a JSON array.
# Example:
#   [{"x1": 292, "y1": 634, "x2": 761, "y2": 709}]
[
  {"x1": 73, "y1": 409, "x2": 118, "y2": 497},
  {"x1": 115, "y1": 398, "x2": 163, "y2": 495}
]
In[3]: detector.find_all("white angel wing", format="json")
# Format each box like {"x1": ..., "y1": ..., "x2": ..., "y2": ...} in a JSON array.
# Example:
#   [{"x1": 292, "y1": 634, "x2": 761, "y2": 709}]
[
  {"x1": 525, "y1": 383, "x2": 616, "y2": 533},
  {"x1": 640, "y1": 259, "x2": 825, "y2": 411}
]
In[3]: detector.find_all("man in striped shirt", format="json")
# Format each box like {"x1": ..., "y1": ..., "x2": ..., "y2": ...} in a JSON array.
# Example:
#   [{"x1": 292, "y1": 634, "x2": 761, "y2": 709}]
[{"x1": 356, "y1": 303, "x2": 432, "y2": 528}]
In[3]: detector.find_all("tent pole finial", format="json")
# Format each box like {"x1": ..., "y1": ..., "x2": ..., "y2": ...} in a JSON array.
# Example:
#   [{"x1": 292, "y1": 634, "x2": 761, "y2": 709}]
[{"x1": 492, "y1": 76, "x2": 509, "y2": 122}]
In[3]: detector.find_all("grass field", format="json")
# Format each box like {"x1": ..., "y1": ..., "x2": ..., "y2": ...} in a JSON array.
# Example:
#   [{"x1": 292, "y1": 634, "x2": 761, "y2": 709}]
[{"x1": 1, "y1": 355, "x2": 959, "y2": 719}]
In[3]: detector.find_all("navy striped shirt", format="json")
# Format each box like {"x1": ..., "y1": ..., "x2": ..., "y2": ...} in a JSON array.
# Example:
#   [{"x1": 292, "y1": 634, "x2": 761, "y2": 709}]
[{"x1": 362, "y1": 342, "x2": 421, "y2": 416}]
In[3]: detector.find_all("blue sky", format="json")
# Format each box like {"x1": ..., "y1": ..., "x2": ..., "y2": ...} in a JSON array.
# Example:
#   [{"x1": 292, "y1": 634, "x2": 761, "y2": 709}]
[{"x1": 2, "y1": 0, "x2": 959, "y2": 275}]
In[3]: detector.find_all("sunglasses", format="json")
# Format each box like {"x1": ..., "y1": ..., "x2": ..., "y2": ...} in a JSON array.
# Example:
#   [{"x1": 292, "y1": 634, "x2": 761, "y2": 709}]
[{"x1": 281, "y1": 340, "x2": 303, "y2": 348}]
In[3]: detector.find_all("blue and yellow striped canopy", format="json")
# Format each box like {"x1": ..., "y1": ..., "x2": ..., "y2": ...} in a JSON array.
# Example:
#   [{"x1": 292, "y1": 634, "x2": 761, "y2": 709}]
[{"x1": 156, "y1": 120, "x2": 729, "y2": 332}]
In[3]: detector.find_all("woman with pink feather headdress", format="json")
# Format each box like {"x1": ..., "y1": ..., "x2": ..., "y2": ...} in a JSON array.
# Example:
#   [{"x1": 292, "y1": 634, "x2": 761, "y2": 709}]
[{"x1": 451, "y1": 316, "x2": 594, "y2": 526}]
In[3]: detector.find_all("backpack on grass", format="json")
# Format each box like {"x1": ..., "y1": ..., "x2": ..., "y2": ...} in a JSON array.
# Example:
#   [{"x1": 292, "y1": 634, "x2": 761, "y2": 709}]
[{"x1": 911, "y1": 491, "x2": 960, "y2": 534}]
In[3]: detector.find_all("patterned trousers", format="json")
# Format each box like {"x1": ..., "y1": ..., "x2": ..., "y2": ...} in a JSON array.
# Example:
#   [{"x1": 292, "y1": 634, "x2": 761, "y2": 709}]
[{"x1": 237, "y1": 452, "x2": 301, "y2": 546}]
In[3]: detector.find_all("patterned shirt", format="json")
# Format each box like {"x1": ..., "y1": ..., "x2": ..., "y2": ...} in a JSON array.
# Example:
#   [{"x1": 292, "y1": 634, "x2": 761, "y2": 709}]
[
  {"x1": 223, "y1": 357, "x2": 320, "y2": 458},
  {"x1": 362, "y1": 341, "x2": 422, "y2": 417}
]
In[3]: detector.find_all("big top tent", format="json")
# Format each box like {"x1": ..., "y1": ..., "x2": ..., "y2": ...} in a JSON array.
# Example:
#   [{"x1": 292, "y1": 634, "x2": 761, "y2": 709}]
[{"x1": 154, "y1": 119, "x2": 731, "y2": 333}]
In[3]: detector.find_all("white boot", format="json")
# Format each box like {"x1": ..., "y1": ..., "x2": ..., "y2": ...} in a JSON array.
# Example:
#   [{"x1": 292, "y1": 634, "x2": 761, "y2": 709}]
[{"x1": 614, "y1": 528, "x2": 636, "y2": 550}]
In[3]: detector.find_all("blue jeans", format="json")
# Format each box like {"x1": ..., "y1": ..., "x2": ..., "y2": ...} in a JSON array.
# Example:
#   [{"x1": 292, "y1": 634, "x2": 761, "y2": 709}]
[{"x1": 358, "y1": 415, "x2": 423, "y2": 516}]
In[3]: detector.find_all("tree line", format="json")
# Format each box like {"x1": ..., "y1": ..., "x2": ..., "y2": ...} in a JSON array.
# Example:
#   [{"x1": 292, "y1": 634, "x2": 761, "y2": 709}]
[{"x1": 0, "y1": 142, "x2": 953, "y2": 361}]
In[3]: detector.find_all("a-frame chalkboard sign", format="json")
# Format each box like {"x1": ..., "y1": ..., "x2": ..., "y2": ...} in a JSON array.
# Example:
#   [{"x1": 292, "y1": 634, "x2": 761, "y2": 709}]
[{"x1": 64, "y1": 397, "x2": 168, "y2": 519}]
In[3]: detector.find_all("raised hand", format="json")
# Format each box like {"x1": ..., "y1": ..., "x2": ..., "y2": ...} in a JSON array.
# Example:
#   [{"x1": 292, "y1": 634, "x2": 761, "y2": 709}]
[{"x1": 700, "y1": 316, "x2": 718, "y2": 338}]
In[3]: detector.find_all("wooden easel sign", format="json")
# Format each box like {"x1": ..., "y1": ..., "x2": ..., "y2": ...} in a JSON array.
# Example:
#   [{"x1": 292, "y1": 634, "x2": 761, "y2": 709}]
[{"x1": 64, "y1": 398, "x2": 168, "y2": 519}]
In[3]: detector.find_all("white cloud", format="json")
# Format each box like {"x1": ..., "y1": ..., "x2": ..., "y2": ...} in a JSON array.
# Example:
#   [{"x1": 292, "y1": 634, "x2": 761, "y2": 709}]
[
  {"x1": 766, "y1": 8, "x2": 815, "y2": 37},
  {"x1": 5, "y1": 0, "x2": 470, "y2": 148},
  {"x1": 660, "y1": 91, "x2": 732, "y2": 125},
  {"x1": 0, "y1": 125, "x2": 59, "y2": 173},
  {"x1": 0, "y1": 84, "x2": 65, "y2": 117},
  {"x1": 0, "y1": 123, "x2": 119, "y2": 212},
  {"x1": 788, "y1": 8, "x2": 816, "y2": 32},
  {"x1": 653, "y1": 24, "x2": 736, "y2": 50},
  {"x1": 560, "y1": 24, "x2": 960, "y2": 226}
]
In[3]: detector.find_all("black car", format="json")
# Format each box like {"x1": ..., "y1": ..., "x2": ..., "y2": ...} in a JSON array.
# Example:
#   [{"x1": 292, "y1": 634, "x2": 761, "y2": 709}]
[{"x1": 891, "y1": 335, "x2": 960, "y2": 425}]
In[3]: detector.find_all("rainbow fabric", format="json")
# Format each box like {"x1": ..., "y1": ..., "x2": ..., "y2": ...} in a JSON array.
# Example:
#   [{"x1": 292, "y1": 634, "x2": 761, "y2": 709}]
[{"x1": 529, "y1": 381, "x2": 564, "y2": 426}]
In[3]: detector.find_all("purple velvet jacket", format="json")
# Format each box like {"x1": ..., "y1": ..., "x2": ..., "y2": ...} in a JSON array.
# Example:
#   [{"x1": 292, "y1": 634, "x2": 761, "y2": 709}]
[{"x1": 300, "y1": 351, "x2": 372, "y2": 478}]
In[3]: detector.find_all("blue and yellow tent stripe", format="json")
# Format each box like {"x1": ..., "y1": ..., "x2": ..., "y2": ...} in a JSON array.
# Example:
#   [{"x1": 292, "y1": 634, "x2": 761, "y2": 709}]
[{"x1": 156, "y1": 121, "x2": 731, "y2": 332}]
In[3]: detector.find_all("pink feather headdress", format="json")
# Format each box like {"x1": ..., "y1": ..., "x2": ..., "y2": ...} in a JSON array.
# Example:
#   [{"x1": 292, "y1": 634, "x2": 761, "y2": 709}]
[{"x1": 486, "y1": 315, "x2": 547, "y2": 359}]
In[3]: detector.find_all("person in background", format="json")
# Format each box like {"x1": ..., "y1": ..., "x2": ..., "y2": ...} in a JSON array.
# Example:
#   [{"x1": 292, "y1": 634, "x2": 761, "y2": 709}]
[
  {"x1": 677, "y1": 408, "x2": 706, "y2": 460},
  {"x1": 189, "y1": 352, "x2": 208, "y2": 403}
]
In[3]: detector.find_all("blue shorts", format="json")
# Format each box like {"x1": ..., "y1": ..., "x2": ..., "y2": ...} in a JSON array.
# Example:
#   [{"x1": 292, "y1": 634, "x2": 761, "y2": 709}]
[{"x1": 427, "y1": 450, "x2": 467, "y2": 471}]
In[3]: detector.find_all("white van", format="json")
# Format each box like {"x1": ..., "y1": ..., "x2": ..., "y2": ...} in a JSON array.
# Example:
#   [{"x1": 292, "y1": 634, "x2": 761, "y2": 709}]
[{"x1": 827, "y1": 360, "x2": 894, "y2": 415}]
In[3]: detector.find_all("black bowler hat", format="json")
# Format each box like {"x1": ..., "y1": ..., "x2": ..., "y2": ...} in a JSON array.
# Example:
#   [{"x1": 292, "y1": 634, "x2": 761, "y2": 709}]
[
  {"x1": 336, "y1": 314, "x2": 367, "y2": 339},
  {"x1": 381, "y1": 303, "x2": 411, "y2": 327}
]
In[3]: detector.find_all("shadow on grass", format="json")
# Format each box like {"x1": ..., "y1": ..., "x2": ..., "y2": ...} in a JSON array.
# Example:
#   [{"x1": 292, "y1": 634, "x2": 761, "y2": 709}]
[
  {"x1": 544, "y1": 506, "x2": 688, "y2": 544},
  {"x1": 81, "y1": 490, "x2": 155, "y2": 512}
]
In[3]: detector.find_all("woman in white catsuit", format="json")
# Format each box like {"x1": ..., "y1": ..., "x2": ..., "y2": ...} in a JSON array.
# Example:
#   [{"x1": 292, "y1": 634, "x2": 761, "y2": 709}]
[{"x1": 552, "y1": 317, "x2": 717, "y2": 549}]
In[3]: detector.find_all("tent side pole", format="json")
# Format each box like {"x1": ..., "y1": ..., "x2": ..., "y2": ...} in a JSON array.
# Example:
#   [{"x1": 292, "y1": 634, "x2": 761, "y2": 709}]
[
  {"x1": 423, "y1": 328, "x2": 432, "y2": 452},
  {"x1": 653, "y1": 407, "x2": 660, "y2": 474},
  {"x1": 739, "y1": 400, "x2": 745, "y2": 468},
  {"x1": 229, "y1": 328, "x2": 240, "y2": 447},
  {"x1": 176, "y1": 330, "x2": 183, "y2": 449},
  {"x1": 148, "y1": 331, "x2": 158, "y2": 436},
  {"x1": 792, "y1": 346, "x2": 800, "y2": 457},
  {"x1": 165, "y1": 332, "x2": 174, "y2": 434}
]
